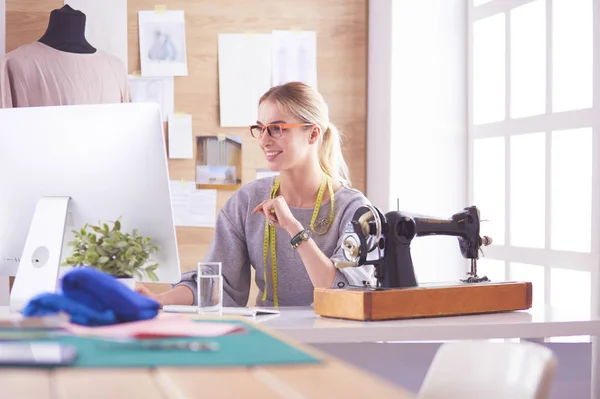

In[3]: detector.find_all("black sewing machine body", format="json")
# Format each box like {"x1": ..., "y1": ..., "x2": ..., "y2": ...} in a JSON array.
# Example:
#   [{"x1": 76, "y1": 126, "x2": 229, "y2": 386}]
[
  {"x1": 317, "y1": 205, "x2": 531, "y2": 321},
  {"x1": 336, "y1": 205, "x2": 492, "y2": 289}
]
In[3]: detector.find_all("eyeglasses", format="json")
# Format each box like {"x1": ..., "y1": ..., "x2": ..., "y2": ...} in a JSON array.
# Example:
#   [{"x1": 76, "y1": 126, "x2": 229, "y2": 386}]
[{"x1": 249, "y1": 123, "x2": 313, "y2": 139}]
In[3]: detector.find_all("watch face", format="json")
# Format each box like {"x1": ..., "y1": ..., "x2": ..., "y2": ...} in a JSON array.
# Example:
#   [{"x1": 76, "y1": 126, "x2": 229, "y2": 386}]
[{"x1": 301, "y1": 231, "x2": 309, "y2": 240}]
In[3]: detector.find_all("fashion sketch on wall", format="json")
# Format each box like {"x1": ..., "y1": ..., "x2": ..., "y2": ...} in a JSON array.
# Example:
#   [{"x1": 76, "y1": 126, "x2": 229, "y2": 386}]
[{"x1": 138, "y1": 10, "x2": 188, "y2": 76}]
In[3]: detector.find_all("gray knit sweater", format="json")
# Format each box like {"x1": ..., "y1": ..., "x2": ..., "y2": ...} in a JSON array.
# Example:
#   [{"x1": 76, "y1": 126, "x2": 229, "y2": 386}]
[{"x1": 174, "y1": 177, "x2": 375, "y2": 307}]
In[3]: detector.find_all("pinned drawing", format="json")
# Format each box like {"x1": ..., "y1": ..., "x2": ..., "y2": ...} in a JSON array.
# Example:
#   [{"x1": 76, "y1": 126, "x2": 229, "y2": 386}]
[
  {"x1": 272, "y1": 30, "x2": 317, "y2": 89},
  {"x1": 127, "y1": 75, "x2": 174, "y2": 122},
  {"x1": 138, "y1": 10, "x2": 188, "y2": 76}
]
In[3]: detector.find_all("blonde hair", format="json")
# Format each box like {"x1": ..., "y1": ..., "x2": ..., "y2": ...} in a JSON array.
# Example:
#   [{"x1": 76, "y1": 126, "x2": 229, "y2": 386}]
[{"x1": 259, "y1": 82, "x2": 351, "y2": 186}]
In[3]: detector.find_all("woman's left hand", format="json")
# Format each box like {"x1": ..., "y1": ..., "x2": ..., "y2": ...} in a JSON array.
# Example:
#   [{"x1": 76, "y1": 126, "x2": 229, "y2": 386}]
[{"x1": 252, "y1": 196, "x2": 302, "y2": 235}]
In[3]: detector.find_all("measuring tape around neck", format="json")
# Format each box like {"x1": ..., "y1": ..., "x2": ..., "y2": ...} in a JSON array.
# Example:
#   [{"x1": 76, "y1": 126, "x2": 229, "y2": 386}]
[
  {"x1": 310, "y1": 173, "x2": 335, "y2": 235},
  {"x1": 262, "y1": 174, "x2": 334, "y2": 307}
]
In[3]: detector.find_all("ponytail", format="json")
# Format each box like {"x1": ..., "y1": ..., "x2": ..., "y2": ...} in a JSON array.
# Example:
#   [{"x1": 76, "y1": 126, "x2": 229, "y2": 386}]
[{"x1": 319, "y1": 123, "x2": 351, "y2": 186}]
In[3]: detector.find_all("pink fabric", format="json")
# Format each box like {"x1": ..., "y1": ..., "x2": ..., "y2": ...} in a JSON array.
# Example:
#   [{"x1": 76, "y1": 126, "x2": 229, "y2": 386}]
[
  {"x1": 64, "y1": 315, "x2": 247, "y2": 339},
  {"x1": 0, "y1": 42, "x2": 130, "y2": 108}
]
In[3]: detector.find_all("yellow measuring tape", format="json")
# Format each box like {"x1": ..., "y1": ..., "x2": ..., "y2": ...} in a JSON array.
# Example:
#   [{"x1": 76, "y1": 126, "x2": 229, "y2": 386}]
[{"x1": 262, "y1": 174, "x2": 334, "y2": 307}]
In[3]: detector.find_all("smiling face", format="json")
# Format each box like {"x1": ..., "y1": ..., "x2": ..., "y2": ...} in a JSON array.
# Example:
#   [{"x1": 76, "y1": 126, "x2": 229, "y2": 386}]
[{"x1": 256, "y1": 100, "x2": 318, "y2": 172}]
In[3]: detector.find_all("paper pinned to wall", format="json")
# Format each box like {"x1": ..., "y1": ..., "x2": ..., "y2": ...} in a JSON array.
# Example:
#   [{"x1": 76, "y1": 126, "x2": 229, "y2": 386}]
[
  {"x1": 0, "y1": 0, "x2": 5, "y2": 56},
  {"x1": 64, "y1": 0, "x2": 128, "y2": 70},
  {"x1": 256, "y1": 169, "x2": 279, "y2": 180},
  {"x1": 128, "y1": 75, "x2": 174, "y2": 122},
  {"x1": 217, "y1": 33, "x2": 272, "y2": 127},
  {"x1": 272, "y1": 30, "x2": 317, "y2": 89},
  {"x1": 169, "y1": 180, "x2": 216, "y2": 228},
  {"x1": 168, "y1": 114, "x2": 193, "y2": 159},
  {"x1": 138, "y1": 10, "x2": 188, "y2": 76}
]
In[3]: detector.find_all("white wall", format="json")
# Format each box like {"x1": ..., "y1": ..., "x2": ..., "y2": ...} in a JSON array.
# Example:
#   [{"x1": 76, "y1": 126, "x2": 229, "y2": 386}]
[
  {"x1": 366, "y1": 0, "x2": 394, "y2": 212},
  {"x1": 367, "y1": 0, "x2": 468, "y2": 283}
]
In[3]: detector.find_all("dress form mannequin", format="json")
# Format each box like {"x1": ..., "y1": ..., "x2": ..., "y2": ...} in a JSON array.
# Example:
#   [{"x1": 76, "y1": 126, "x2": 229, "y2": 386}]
[
  {"x1": 1, "y1": 4, "x2": 131, "y2": 108},
  {"x1": 38, "y1": 5, "x2": 96, "y2": 54}
]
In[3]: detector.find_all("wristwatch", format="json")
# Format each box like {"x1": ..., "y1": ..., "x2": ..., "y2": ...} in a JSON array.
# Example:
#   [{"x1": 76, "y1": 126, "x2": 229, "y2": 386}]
[{"x1": 290, "y1": 228, "x2": 311, "y2": 249}]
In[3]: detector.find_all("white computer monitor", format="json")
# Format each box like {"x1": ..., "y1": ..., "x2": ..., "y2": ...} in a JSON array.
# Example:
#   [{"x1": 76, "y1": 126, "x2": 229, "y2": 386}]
[{"x1": 0, "y1": 102, "x2": 181, "y2": 311}]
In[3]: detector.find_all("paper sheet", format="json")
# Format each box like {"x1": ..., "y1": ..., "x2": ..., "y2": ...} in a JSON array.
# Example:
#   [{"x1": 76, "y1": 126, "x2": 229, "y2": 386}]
[
  {"x1": 256, "y1": 169, "x2": 279, "y2": 180},
  {"x1": 168, "y1": 114, "x2": 193, "y2": 159},
  {"x1": 128, "y1": 75, "x2": 174, "y2": 122},
  {"x1": 217, "y1": 33, "x2": 272, "y2": 127},
  {"x1": 64, "y1": 0, "x2": 128, "y2": 70},
  {"x1": 138, "y1": 10, "x2": 188, "y2": 76},
  {"x1": 272, "y1": 30, "x2": 317, "y2": 89},
  {"x1": 169, "y1": 180, "x2": 216, "y2": 227},
  {"x1": 0, "y1": 0, "x2": 5, "y2": 56}
]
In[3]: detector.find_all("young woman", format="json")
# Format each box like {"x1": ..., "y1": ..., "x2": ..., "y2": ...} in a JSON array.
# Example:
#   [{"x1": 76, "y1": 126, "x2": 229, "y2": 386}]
[{"x1": 137, "y1": 82, "x2": 375, "y2": 307}]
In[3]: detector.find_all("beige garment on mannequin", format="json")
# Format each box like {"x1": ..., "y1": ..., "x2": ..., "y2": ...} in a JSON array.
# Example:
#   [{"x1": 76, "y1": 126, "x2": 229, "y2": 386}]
[{"x1": 0, "y1": 42, "x2": 130, "y2": 108}]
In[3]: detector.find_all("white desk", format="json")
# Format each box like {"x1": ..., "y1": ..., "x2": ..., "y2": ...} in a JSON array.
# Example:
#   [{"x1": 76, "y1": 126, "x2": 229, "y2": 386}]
[
  {"x1": 256, "y1": 306, "x2": 599, "y2": 343},
  {"x1": 255, "y1": 306, "x2": 600, "y2": 398}
]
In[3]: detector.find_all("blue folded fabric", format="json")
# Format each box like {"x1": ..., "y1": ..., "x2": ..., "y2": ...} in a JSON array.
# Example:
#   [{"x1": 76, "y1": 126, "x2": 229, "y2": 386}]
[
  {"x1": 22, "y1": 267, "x2": 160, "y2": 326},
  {"x1": 61, "y1": 267, "x2": 160, "y2": 323},
  {"x1": 22, "y1": 293, "x2": 117, "y2": 326}
]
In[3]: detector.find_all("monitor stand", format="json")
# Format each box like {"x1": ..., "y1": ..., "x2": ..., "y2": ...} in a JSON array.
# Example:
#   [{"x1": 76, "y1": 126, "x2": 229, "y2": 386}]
[{"x1": 9, "y1": 197, "x2": 71, "y2": 312}]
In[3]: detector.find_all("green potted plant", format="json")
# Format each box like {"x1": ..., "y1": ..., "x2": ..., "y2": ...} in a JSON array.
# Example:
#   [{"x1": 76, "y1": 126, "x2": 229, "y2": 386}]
[{"x1": 62, "y1": 218, "x2": 160, "y2": 289}]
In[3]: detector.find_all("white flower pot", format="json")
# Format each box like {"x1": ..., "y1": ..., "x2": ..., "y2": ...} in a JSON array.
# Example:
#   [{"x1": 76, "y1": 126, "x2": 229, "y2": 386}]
[{"x1": 115, "y1": 277, "x2": 136, "y2": 290}]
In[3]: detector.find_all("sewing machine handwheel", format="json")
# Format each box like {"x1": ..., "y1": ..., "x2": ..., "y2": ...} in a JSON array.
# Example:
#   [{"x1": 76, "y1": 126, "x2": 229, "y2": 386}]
[{"x1": 352, "y1": 204, "x2": 386, "y2": 254}]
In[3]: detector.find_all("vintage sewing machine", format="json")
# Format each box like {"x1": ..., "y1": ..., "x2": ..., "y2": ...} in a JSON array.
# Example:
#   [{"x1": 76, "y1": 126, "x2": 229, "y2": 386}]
[{"x1": 313, "y1": 205, "x2": 532, "y2": 321}]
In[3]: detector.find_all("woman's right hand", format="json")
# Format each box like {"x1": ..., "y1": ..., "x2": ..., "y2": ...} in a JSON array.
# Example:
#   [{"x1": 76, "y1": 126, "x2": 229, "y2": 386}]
[{"x1": 134, "y1": 283, "x2": 163, "y2": 306}]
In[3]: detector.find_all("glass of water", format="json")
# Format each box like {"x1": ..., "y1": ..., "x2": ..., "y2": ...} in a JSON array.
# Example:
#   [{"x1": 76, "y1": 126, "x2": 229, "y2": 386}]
[{"x1": 196, "y1": 262, "x2": 223, "y2": 313}]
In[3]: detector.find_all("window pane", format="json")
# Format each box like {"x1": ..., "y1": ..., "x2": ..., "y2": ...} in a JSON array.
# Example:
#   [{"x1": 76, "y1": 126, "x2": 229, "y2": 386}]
[
  {"x1": 551, "y1": 128, "x2": 592, "y2": 252},
  {"x1": 510, "y1": 262, "x2": 545, "y2": 310},
  {"x1": 473, "y1": 0, "x2": 493, "y2": 6},
  {"x1": 473, "y1": 14, "x2": 505, "y2": 124},
  {"x1": 510, "y1": 133, "x2": 545, "y2": 248},
  {"x1": 477, "y1": 258, "x2": 505, "y2": 283},
  {"x1": 550, "y1": 268, "x2": 590, "y2": 315},
  {"x1": 553, "y1": 0, "x2": 593, "y2": 112},
  {"x1": 510, "y1": 0, "x2": 546, "y2": 119},
  {"x1": 473, "y1": 137, "x2": 505, "y2": 245}
]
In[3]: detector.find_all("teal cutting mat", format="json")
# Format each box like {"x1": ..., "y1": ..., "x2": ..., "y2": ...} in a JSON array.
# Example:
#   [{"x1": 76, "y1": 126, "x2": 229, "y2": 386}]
[{"x1": 2, "y1": 320, "x2": 321, "y2": 368}]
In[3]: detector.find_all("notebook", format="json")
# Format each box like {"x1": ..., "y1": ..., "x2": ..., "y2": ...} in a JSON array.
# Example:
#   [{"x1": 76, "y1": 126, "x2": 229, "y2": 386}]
[
  {"x1": 162, "y1": 305, "x2": 280, "y2": 317},
  {"x1": 0, "y1": 312, "x2": 70, "y2": 330}
]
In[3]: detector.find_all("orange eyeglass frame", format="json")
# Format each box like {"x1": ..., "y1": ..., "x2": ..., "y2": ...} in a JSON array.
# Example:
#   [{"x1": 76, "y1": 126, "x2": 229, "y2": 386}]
[{"x1": 249, "y1": 123, "x2": 313, "y2": 138}]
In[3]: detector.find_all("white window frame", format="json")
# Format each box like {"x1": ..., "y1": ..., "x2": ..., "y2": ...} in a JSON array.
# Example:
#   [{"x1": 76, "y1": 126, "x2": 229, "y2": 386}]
[{"x1": 468, "y1": 0, "x2": 600, "y2": 324}]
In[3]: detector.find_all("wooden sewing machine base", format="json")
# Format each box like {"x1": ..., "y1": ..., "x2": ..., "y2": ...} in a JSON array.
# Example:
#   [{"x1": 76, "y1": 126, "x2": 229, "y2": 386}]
[{"x1": 313, "y1": 281, "x2": 532, "y2": 321}]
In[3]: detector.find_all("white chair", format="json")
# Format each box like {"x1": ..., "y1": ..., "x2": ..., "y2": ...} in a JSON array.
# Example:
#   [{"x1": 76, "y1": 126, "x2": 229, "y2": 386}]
[{"x1": 417, "y1": 340, "x2": 558, "y2": 399}]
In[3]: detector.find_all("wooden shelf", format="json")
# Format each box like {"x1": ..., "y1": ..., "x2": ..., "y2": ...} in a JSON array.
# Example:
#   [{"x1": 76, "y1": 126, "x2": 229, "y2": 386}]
[{"x1": 196, "y1": 183, "x2": 241, "y2": 191}]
